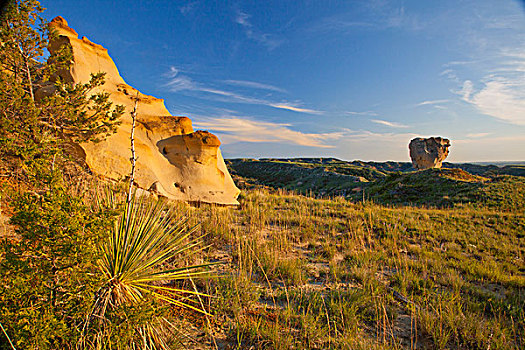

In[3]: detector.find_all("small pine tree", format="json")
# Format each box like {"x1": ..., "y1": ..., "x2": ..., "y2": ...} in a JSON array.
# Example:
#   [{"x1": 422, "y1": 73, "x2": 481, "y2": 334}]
[
  {"x1": 0, "y1": 0, "x2": 123, "y2": 184},
  {"x1": 0, "y1": 2, "x2": 126, "y2": 347},
  {"x1": 0, "y1": 0, "x2": 46, "y2": 101}
]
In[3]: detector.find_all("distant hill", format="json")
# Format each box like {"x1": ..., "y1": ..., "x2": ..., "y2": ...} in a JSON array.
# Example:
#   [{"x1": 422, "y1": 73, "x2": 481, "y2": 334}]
[
  {"x1": 226, "y1": 158, "x2": 525, "y2": 210},
  {"x1": 234, "y1": 158, "x2": 525, "y2": 177},
  {"x1": 469, "y1": 161, "x2": 525, "y2": 166},
  {"x1": 364, "y1": 168, "x2": 525, "y2": 210}
]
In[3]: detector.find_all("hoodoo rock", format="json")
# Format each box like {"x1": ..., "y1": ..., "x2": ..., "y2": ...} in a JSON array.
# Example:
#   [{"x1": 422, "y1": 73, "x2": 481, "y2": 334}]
[
  {"x1": 409, "y1": 137, "x2": 450, "y2": 170},
  {"x1": 43, "y1": 17, "x2": 240, "y2": 205}
]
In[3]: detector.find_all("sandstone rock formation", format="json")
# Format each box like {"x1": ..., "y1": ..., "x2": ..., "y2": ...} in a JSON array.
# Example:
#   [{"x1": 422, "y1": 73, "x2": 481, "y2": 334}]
[
  {"x1": 44, "y1": 17, "x2": 240, "y2": 205},
  {"x1": 409, "y1": 137, "x2": 450, "y2": 170}
]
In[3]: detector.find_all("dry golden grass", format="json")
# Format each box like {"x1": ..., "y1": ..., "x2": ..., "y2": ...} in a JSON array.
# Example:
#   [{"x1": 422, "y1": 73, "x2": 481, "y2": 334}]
[{"x1": 166, "y1": 188, "x2": 524, "y2": 349}]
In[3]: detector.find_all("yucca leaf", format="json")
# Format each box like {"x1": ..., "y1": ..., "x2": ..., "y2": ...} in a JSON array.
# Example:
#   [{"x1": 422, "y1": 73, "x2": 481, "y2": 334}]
[
  {"x1": 137, "y1": 284, "x2": 212, "y2": 297},
  {"x1": 95, "y1": 192, "x2": 213, "y2": 318}
]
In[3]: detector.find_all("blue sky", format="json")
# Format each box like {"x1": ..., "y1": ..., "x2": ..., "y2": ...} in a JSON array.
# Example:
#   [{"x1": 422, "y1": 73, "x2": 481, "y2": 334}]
[{"x1": 42, "y1": 0, "x2": 525, "y2": 161}]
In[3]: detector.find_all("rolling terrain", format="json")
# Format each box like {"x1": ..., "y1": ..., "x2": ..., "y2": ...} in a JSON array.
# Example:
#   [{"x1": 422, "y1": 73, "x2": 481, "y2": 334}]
[
  {"x1": 226, "y1": 158, "x2": 525, "y2": 210},
  {"x1": 1, "y1": 1, "x2": 523, "y2": 348},
  {"x1": 145, "y1": 157, "x2": 523, "y2": 349},
  {"x1": 175, "y1": 185, "x2": 525, "y2": 349}
]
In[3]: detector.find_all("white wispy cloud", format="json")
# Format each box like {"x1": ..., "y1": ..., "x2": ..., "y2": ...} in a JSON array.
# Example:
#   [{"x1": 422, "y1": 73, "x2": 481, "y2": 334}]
[
  {"x1": 235, "y1": 10, "x2": 284, "y2": 50},
  {"x1": 223, "y1": 79, "x2": 287, "y2": 93},
  {"x1": 191, "y1": 114, "x2": 424, "y2": 161},
  {"x1": 198, "y1": 87, "x2": 264, "y2": 104},
  {"x1": 311, "y1": 19, "x2": 374, "y2": 32},
  {"x1": 415, "y1": 99, "x2": 450, "y2": 107},
  {"x1": 371, "y1": 119, "x2": 409, "y2": 128},
  {"x1": 440, "y1": 68, "x2": 461, "y2": 84},
  {"x1": 462, "y1": 78, "x2": 525, "y2": 125},
  {"x1": 179, "y1": 1, "x2": 198, "y2": 15},
  {"x1": 269, "y1": 104, "x2": 323, "y2": 115},
  {"x1": 466, "y1": 132, "x2": 491, "y2": 138},
  {"x1": 193, "y1": 117, "x2": 343, "y2": 148},
  {"x1": 164, "y1": 66, "x2": 198, "y2": 91},
  {"x1": 460, "y1": 80, "x2": 474, "y2": 101},
  {"x1": 201, "y1": 88, "x2": 323, "y2": 114},
  {"x1": 441, "y1": 3, "x2": 525, "y2": 127},
  {"x1": 340, "y1": 130, "x2": 417, "y2": 142},
  {"x1": 312, "y1": 2, "x2": 422, "y2": 33},
  {"x1": 235, "y1": 10, "x2": 251, "y2": 27},
  {"x1": 444, "y1": 60, "x2": 478, "y2": 67},
  {"x1": 454, "y1": 50, "x2": 525, "y2": 126},
  {"x1": 345, "y1": 110, "x2": 378, "y2": 116},
  {"x1": 164, "y1": 66, "x2": 321, "y2": 114}
]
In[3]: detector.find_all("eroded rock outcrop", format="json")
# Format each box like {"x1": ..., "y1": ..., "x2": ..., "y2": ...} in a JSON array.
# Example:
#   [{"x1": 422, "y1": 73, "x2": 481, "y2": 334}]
[
  {"x1": 44, "y1": 17, "x2": 240, "y2": 205},
  {"x1": 409, "y1": 137, "x2": 450, "y2": 170}
]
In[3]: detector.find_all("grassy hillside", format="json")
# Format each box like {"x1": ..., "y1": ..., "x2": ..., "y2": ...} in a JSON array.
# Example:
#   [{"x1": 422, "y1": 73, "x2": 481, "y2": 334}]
[
  {"x1": 170, "y1": 188, "x2": 525, "y2": 349},
  {"x1": 364, "y1": 168, "x2": 525, "y2": 210},
  {"x1": 226, "y1": 158, "x2": 385, "y2": 198},
  {"x1": 2, "y1": 167, "x2": 523, "y2": 349},
  {"x1": 226, "y1": 159, "x2": 375, "y2": 197},
  {"x1": 3, "y1": 176, "x2": 523, "y2": 349},
  {"x1": 227, "y1": 158, "x2": 525, "y2": 210}
]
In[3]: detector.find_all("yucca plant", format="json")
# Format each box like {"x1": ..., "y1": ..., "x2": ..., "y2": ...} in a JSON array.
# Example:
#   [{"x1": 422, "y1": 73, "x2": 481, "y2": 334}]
[
  {"x1": 81, "y1": 193, "x2": 215, "y2": 349},
  {"x1": 79, "y1": 87, "x2": 216, "y2": 349}
]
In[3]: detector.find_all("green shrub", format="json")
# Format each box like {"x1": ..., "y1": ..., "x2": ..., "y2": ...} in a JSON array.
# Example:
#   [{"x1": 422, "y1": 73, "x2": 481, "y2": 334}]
[{"x1": 0, "y1": 186, "x2": 115, "y2": 348}]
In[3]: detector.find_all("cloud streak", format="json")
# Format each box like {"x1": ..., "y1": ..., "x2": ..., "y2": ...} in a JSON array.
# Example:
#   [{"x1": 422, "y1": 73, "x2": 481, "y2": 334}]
[
  {"x1": 345, "y1": 110, "x2": 378, "y2": 116},
  {"x1": 270, "y1": 104, "x2": 323, "y2": 114},
  {"x1": 463, "y1": 79, "x2": 525, "y2": 125},
  {"x1": 194, "y1": 117, "x2": 343, "y2": 148},
  {"x1": 164, "y1": 66, "x2": 321, "y2": 114},
  {"x1": 441, "y1": 5, "x2": 525, "y2": 127},
  {"x1": 371, "y1": 119, "x2": 409, "y2": 128},
  {"x1": 179, "y1": 1, "x2": 198, "y2": 15},
  {"x1": 164, "y1": 66, "x2": 198, "y2": 91},
  {"x1": 312, "y1": 3, "x2": 423, "y2": 34},
  {"x1": 223, "y1": 79, "x2": 287, "y2": 93},
  {"x1": 235, "y1": 10, "x2": 284, "y2": 50},
  {"x1": 415, "y1": 99, "x2": 450, "y2": 107},
  {"x1": 455, "y1": 50, "x2": 525, "y2": 125},
  {"x1": 191, "y1": 114, "x2": 430, "y2": 161}
]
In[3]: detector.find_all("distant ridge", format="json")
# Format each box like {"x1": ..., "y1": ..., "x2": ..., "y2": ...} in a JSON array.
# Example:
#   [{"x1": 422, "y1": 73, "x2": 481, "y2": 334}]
[
  {"x1": 226, "y1": 158, "x2": 525, "y2": 209},
  {"x1": 228, "y1": 157, "x2": 525, "y2": 177},
  {"x1": 467, "y1": 161, "x2": 525, "y2": 166}
]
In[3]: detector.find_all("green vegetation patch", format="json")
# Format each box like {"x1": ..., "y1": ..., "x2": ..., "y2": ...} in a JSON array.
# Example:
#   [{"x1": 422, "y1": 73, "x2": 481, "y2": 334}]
[
  {"x1": 364, "y1": 168, "x2": 525, "y2": 210},
  {"x1": 228, "y1": 159, "x2": 525, "y2": 211},
  {"x1": 226, "y1": 158, "x2": 387, "y2": 198}
]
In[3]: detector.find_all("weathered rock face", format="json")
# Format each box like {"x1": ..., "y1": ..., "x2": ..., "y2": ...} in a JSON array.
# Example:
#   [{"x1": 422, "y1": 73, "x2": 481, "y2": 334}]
[
  {"x1": 45, "y1": 17, "x2": 240, "y2": 205},
  {"x1": 409, "y1": 137, "x2": 450, "y2": 170}
]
